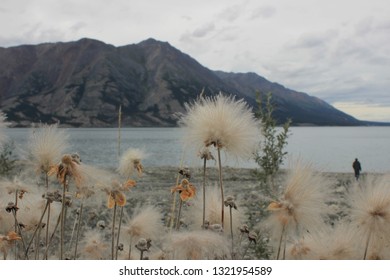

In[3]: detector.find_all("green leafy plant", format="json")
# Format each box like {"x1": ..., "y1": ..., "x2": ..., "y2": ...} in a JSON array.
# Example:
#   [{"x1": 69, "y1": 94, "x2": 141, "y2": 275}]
[
  {"x1": 0, "y1": 141, "x2": 16, "y2": 177},
  {"x1": 254, "y1": 92, "x2": 291, "y2": 196}
]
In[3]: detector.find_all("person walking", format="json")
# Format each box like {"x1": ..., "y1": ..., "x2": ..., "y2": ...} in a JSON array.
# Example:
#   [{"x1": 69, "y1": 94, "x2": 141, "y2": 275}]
[{"x1": 352, "y1": 158, "x2": 362, "y2": 180}]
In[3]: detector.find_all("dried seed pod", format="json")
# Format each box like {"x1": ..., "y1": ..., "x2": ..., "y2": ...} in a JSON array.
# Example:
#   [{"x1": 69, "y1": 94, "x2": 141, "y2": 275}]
[
  {"x1": 135, "y1": 238, "x2": 152, "y2": 252},
  {"x1": 97, "y1": 220, "x2": 106, "y2": 230},
  {"x1": 224, "y1": 195, "x2": 237, "y2": 209},
  {"x1": 248, "y1": 231, "x2": 258, "y2": 244},
  {"x1": 239, "y1": 224, "x2": 250, "y2": 234},
  {"x1": 5, "y1": 202, "x2": 18, "y2": 213},
  {"x1": 178, "y1": 167, "x2": 191, "y2": 179},
  {"x1": 207, "y1": 223, "x2": 223, "y2": 233}
]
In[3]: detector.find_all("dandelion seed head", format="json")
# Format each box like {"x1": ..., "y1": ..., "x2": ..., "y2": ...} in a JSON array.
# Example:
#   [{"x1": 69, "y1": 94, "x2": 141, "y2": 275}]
[
  {"x1": 27, "y1": 123, "x2": 69, "y2": 173},
  {"x1": 179, "y1": 93, "x2": 261, "y2": 160},
  {"x1": 348, "y1": 174, "x2": 390, "y2": 248},
  {"x1": 265, "y1": 161, "x2": 331, "y2": 240},
  {"x1": 118, "y1": 148, "x2": 145, "y2": 178}
]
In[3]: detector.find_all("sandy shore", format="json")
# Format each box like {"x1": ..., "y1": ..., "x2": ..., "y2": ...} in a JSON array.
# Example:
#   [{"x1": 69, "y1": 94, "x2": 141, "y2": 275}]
[{"x1": 129, "y1": 166, "x2": 363, "y2": 227}]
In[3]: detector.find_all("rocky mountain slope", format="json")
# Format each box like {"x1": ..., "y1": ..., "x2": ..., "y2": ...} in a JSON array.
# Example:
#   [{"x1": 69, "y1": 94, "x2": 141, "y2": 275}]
[{"x1": 0, "y1": 38, "x2": 363, "y2": 127}]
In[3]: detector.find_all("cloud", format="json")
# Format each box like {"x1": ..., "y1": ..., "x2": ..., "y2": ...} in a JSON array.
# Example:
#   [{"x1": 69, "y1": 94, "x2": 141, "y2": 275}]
[
  {"x1": 250, "y1": 5, "x2": 276, "y2": 19},
  {"x1": 332, "y1": 102, "x2": 390, "y2": 122},
  {"x1": 192, "y1": 23, "x2": 216, "y2": 38}
]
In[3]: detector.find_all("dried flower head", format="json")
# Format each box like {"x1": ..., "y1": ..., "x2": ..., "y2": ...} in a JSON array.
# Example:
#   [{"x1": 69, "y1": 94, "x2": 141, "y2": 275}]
[
  {"x1": 135, "y1": 238, "x2": 152, "y2": 252},
  {"x1": 48, "y1": 153, "x2": 84, "y2": 187},
  {"x1": 198, "y1": 147, "x2": 215, "y2": 161},
  {"x1": 239, "y1": 224, "x2": 250, "y2": 234},
  {"x1": 178, "y1": 167, "x2": 191, "y2": 179},
  {"x1": 171, "y1": 179, "x2": 196, "y2": 201},
  {"x1": 118, "y1": 148, "x2": 145, "y2": 178},
  {"x1": 4, "y1": 231, "x2": 22, "y2": 242},
  {"x1": 179, "y1": 93, "x2": 261, "y2": 159},
  {"x1": 107, "y1": 190, "x2": 126, "y2": 208},
  {"x1": 248, "y1": 231, "x2": 258, "y2": 244},
  {"x1": 224, "y1": 195, "x2": 237, "y2": 209},
  {"x1": 27, "y1": 123, "x2": 69, "y2": 173}
]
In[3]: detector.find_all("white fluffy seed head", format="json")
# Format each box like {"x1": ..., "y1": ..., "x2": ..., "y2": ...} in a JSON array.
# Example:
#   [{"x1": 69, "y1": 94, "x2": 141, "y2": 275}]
[
  {"x1": 117, "y1": 148, "x2": 145, "y2": 178},
  {"x1": 27, "y1": 123, "x2": 69, "y2": 173},
  {"x1": 348, "y1": 174, "x2": 390, "y2": 251},
  {"x1": 179, "y1": 93, "x2": 261, "y2": 160}
]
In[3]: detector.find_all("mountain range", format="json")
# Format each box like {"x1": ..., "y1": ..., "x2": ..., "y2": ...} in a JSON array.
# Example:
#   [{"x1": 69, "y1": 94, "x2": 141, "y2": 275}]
[{"x1": 0, "y1": 38, "x2": 374, "y2": 127}]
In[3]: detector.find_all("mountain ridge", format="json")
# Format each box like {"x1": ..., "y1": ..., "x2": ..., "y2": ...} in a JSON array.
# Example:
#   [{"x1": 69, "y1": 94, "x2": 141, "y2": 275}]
[{"x1": 0, "y1": 37, "x2": 380, "y2": 127}]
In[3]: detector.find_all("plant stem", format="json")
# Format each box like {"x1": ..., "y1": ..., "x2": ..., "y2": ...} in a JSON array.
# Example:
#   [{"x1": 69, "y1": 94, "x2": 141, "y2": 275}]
[
  {"x1": 74, "y1": 200, "x2": 84, "y2": 260},
  {"x1": 44, "y1": 203, "x2": 51, "y2": 259},
  {"x1": 12, "y1": 210, "x2": 28, "y2": 259},
  {"x1": 217, "y1": 147, "x2": 225, "y2": 228},
  {"x1": 44, "y1": 212, "x2": 61, "y2": 259},
  {"x1": 115, "y1": 206, "x2": 124, "y2": 260},
  {"x1": 118, "y1": 105, "x2": 122, "y2": 158},
  {"x1": 175, "y1": 199, "x2": 183, "y2": 230},
  {"x1": 25, "y1": 200, "x2": 49, "y2": 258},
  {"x1": 229, "y1": 206, "x2": 234, "y2": 258},
  {"x1": 111, "y1": 203, "x2": 117, "y2": 260},
  {"x1": 60, "y1": 180, "x2": 67, "y2": 260},
  {"x1": 276, "y1": 224, "x2": 286, "y2": 260},
  {"x1": 363, "y1": 229, "x2": 372, "y2": 260},
  {"x1": 202, "y1": 157, "x2": 207, "y2": 228},
  {"x1": 128, "y1": 236, "x2": 132, "y2": 260}
]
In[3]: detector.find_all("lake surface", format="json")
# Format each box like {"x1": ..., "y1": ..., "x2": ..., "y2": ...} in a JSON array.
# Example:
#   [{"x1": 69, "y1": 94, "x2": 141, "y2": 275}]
[{"x1": 4, "y1": 126, "x2": 390, "y2": 173}]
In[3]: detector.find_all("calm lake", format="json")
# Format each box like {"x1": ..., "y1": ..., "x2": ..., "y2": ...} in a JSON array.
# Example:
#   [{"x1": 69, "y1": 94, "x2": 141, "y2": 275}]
[{"x1": 5, "y1": 126, "x2": 390, "y2": 173}]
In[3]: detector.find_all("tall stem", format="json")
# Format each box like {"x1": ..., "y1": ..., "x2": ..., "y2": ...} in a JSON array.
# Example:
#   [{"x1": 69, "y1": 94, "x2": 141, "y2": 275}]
[
  {"x1": 45, "y1": 204, "x2": 51, "y2": 259},
  {"x1": 202, "y1": 157, "x2": 207, "y2": 228},
  {"x1": 363, "y1": 229, "x2": 372, "y2": 260},
  {"x1": 74, "y1": 200, "x2": 84, "y2": 260},
  {"x1": 229, "y1": 206, "x2": 234, "y2": 259},
  {"x1": 175, "y1": 199, "x2": 183, "y2": 230},
  {"x1": 276, "y1": 224, "x2": 286, "y2": 260},
  {"x1": 118, "y1": 105, "x2": 122, "y2": 158},
  {"x1": 12, "y1": 210, "x2": 28, "y2": 259},
  {"x1": 111, "y1": 203, "x2": 117, "y2": 260},
  {"x1": 115, "y1": 206, "x2": 124, "y2": 260},
  {"x1": 44, "y1": 212, "x2": 61, "y2": 259},
  {"x1": 60, "y1": 180, "x2": 68, "y2": 260},
  {"x1": 217, "y1": 147, "x2": 225, "y2": 228},
  {"x1": 25, "y1": 200, "x2": 49, "y2": 258}
]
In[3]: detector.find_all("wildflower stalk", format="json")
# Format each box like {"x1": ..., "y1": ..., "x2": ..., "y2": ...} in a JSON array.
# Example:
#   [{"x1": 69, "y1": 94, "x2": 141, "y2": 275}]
[
  {"x1": 74, "y1": 200, "x2": 84, "y2": 259},
  {"x1": 45, "y1": 204, "x2": 51, "y2": 259},
  {"x1": 25, "y1": 200, "x2": 49, "y2": 258},
  {"x1": 111, "y1": 203, "x2": 117, "y2": 260},
  {"x1": 118, "y1": 105, "x2": 122, "y2": 158},
  {"x1": 115, "y1": 206, "x2": 124, "y2": 260},
  {"x1": 175, "y1": 199, "x2": 184, "y2": 230},
  {"x1": 202, "y1": 157, "x2": 207, "y2": 229},
  {"x1": 363, "y1": 229, "x2": 372, "y2": 260},
  {"x1": 128, "y1": 236, "x2": 133, "y2": 260},
  {"x1": 276, "y1": 224, "x2": 286, "y2": 260},
  {"x1": 229, "y1": 206, "x2": 234, "y2": 257},
  {"x1": 168, "y1": 171, "x2": 181, "y2": 230},
  {"x1": 60, "y1": 177, "x2": 68, "y2": 260},
  {"x1": 217, "y1": 147, "x2": 225, "y2": 228},
  {"x1": 10, "y1": 211, "x2": 28, "y2": 259},
  {"x1": 44, "y1": 213, "x2": 61, "y2": 259}
]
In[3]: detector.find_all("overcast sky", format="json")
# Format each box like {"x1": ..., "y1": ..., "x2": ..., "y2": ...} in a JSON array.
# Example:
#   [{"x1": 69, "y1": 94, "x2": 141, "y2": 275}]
[{"x1": 1, "y1": 0, "x2": 389, "y2": 122}]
